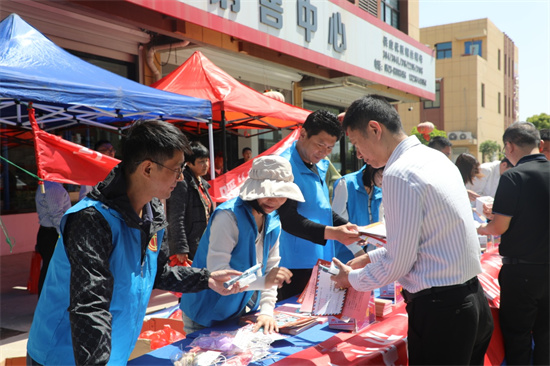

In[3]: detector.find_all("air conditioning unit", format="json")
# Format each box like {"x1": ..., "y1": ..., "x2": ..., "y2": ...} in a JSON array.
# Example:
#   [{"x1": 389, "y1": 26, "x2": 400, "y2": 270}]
[{"x1": 448, "y1": 131, "x2": 473, "y2": 140}]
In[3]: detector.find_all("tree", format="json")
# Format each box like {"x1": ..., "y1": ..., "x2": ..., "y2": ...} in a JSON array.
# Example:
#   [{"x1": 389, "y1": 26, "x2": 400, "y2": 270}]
[
  {"x1": 479, "y1": 140, "x2": 500, "y2": 163},
  {"x1": 527, "y1": 113, "x2": 550, "y2": 130}
]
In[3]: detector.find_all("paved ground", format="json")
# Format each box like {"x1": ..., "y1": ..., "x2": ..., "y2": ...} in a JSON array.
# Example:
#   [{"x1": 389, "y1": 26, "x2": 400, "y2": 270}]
[{"x1": 0, "y1": 251, "x2": 179, "y2": 363}]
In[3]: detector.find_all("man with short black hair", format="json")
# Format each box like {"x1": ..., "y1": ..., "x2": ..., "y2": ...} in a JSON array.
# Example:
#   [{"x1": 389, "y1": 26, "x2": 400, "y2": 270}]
[
  {"x1": 428, "y1": 135, "x2": 453, "y2": 158},
  {"x1": 27, "y1": 120, "x2": 241, "y2": 365},
  {"x1": 234, "y1": 147, "x2": 253, "y2": 168},
  {"x1": 277, "y1": 110, "x2": 360, "y2": 300},
  {"x1": 332, "y1": 96, "x2": 493, "y2": 365},
  {"x1": 478, "y1": 121, "x2": 549, "y2": 365}
]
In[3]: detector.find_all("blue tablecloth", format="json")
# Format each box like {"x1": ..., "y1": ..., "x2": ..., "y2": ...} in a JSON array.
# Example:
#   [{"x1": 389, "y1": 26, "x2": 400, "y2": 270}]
[{"x1": 129, "y1": 298, "x2": 340, "y2": 366}]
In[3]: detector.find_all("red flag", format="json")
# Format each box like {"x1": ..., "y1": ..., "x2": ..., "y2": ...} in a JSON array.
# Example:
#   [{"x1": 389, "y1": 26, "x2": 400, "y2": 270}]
[
  {"x1": 29, "y1": 107, "x2": 120, "y2": 186},
  {"x1": 208, "y1": 128, "x2": 301, "y2": 202}
]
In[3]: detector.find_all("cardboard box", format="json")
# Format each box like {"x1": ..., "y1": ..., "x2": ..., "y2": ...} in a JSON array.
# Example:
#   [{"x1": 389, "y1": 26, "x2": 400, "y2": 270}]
[{"x1": 128, "y1": 339, "x2": 152, "y2": 361}]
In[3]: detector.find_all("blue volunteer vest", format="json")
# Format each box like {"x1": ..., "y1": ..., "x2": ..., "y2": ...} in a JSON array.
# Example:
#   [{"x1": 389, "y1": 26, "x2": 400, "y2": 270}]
[
  {"x1": 333, "y1": 166, "x2": 383, "y2": 262},
  {"x1": 180, "y1": 197, "x2": 280, "y2": 327},
  {"x1": 27, "y1": 198, "x2": 163, "y2": 365},
  {"x1": 278, "y1": 141, "x2": 335, "y2": 269}
]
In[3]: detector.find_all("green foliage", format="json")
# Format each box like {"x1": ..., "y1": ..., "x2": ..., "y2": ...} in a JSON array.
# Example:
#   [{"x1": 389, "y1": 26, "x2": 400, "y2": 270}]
[
  {"x1": 527, "y1": 113, "x2": 550, "y2": 130},
  {"x1": 411, "y1": 126, "x2": 447, "y2": 145},
  {"x1": 479, "y1": 140, "x2": 501, "y2": 162}
]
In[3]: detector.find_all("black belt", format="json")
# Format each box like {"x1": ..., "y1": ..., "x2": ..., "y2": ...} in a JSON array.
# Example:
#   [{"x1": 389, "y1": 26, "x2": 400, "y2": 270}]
[
  {"x1": 401, "y1": 277, "x2": 478, "y2": 304},
  {"x1": 501, "y1": 256, "x2": 548, "y2": 265}
]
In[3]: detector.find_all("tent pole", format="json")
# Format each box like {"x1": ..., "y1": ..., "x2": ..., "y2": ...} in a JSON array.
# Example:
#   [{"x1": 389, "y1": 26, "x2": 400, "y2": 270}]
[
  {"x1": 221, "y1": 111, "x2": 227, "y2": 174},
  {"x1": 208, "y1": 119, "x2": 215, "y2": 179}
]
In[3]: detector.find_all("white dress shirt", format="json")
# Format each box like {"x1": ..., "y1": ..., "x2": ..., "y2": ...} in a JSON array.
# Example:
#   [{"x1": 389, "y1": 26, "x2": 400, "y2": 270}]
[
  {"x1": 207, "y1": 210, "x2": 280, "y2": 316},
  {"x1": 349, "y1": 136, "x2": 482, "y2": 294},
  {"x1": 466, "y1": 160, "x2": 501, "y2": 197},
  {"x1": 35, "y1": 181, "x2": 72, "y2": 233}
]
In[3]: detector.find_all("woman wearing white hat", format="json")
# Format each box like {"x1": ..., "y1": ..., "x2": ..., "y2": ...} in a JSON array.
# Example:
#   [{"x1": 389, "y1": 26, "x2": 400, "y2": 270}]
[{"x1": 180, "y1": 155, "x2": 305, "y2": 334}]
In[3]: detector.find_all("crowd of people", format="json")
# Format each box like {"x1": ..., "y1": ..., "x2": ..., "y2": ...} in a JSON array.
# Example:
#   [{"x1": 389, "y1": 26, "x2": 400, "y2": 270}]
[{"x1": 27, "y1": 98, "x2": 549, "y2": 366}]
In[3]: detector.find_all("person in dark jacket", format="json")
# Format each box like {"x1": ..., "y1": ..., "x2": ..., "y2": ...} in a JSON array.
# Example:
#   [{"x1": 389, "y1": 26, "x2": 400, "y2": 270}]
[
  {"x1": 167, "y1": 141, "x2": 214, "y2": 263},
  {"x1": 26, "y1": 120, "x2": 241, "y2": 366}
]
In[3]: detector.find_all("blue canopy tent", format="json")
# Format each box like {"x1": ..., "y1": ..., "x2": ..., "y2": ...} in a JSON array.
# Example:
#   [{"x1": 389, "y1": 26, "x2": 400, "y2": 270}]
[
  {"x1": 0, "y1": 13, "x2": 214, "y2": 213},
  {"x1": 0, "y1": 13, "x2": 212, "y2": 131}
]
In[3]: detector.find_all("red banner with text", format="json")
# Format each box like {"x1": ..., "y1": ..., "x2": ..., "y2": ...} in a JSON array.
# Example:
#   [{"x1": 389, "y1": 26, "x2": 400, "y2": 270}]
[{"x1": 208, "y1": 128, "x2": 300, "y2": 202}]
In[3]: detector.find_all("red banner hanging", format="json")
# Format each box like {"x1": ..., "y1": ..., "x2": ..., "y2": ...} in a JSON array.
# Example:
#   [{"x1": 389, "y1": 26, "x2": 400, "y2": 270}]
[
  {"x1": 29, "y1": 107, "x2": 120, "y2": 186},
  {"x1": 208, "y1": 128, "x2": 301, "y2": 202}
]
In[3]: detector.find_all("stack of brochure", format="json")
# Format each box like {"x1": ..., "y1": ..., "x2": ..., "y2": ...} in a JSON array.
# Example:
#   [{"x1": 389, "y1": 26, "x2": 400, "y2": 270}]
[
  {"x1": 375, "y1": 298, "x2": 394, "y2": 317},
  {"x1": 239, "y1": 309, "x2": 319, "y2": 335},
  {"x1": 358, "y1": 222, "x2": 387, "y2": 247}
]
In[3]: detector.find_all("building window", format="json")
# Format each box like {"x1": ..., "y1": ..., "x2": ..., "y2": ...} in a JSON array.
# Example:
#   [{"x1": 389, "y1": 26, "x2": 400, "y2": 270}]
[
  {"x1": 358, "y1": 0, "x2": 378, "y2": 17},
  {"x1": 498, "y1": 49, "x2": 501, "y2": 70},
  {"x1": 464, "y1": 40, "x2": 482, "y2": 56},
  {"x1": 436, "y1": 42, "x2": 452, "y2": 59},
  {"x1": 498, "y1": 92, "x2": 501, "y2": 114},
  {"x1": 423, "y1": 82, "x2": 441, "y2": 109},
  {"x1": 381, "y1": 0, "x2": 399, "y2": 29},
  {"x1": 481, "y1": 83, "x2": 485, "y2": 108}
]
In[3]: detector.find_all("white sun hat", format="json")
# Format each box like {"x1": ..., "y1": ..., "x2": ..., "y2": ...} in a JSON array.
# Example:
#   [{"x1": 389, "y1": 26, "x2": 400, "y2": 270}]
[{"x1": 239, "y1": 155, "x2": 305, "y2": 202}]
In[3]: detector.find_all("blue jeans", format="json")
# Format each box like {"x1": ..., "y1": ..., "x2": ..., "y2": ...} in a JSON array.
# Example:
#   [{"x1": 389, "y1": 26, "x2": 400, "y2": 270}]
[{"x1": 181, "y1": 310, "x2": 207, "y2": 335}]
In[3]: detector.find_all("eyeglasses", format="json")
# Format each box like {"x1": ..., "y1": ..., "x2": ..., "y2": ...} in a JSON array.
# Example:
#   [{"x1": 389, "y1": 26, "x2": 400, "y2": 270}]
[{"x1": 150, "y1": 160, "x2": 186, "y2": 178}]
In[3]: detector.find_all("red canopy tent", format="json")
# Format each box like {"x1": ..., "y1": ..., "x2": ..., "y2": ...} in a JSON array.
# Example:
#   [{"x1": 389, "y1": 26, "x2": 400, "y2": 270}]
[{"x1": 151, "y1": 51, "x2": 311, "y2": 132}]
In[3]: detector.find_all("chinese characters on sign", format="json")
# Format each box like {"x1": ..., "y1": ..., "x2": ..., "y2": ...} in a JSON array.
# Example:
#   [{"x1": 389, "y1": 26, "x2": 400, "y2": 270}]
[
  {"x1": 211, "y1": 0, "x2": 347, "y2": 53},
  {"x1": 328, "y1": 12, "x2": 346, "y2": 52},
  {"x1": 297, "y1": 0, "x2": 317, "y2": 42},
  {"x1": 204, "y1": 0, "x2": 432, "y2": 93},
  {"x1": 210, "y1": 0, "x2": 240, "y2": 13},
  {"x1": 260, "y1": 0, "x2": 283, "y2": 29},
  {"x1": 374, "y1": 36, "x2": 427, "y2": 87}
]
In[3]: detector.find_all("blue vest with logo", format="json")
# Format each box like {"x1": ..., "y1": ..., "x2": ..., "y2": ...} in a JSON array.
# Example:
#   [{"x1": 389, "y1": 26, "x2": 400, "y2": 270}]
[
  {"x1": 180, "y1": 197, "x2": 280, "y2": 327},
  {"x1": 27, "y1": 198, "x2": 163, "y2": 365},
  {"x1": 278, "y1": 141, "x2": 335, "y2": 269},
  {"x1": 333, "y1": 166, "x2": 383, "y2": 262}
]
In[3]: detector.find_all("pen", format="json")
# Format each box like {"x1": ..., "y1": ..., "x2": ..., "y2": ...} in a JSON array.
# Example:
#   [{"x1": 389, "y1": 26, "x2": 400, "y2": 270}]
[{"x1": 224, "y1": 262, "x2": 262, "y2": 288}]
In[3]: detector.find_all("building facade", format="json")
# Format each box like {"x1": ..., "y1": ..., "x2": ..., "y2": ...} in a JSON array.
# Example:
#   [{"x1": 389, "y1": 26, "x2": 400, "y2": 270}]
[
  {"x1": 1, "y1": 0, "x2": 435, "y2": 254},
  {"x1": 400, "y1": 18, "x2": 519, "y2": 160}
]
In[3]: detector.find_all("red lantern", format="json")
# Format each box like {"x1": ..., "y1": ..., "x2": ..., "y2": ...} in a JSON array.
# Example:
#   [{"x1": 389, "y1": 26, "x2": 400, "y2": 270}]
[{"x1": 417, "y1": 121, "x2": 435, "y2": 141}]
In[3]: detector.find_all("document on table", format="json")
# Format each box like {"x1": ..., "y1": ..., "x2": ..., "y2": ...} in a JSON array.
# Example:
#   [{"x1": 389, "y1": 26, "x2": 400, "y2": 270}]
[{"x1": 312, "y1": 265, "x2": 346, "y2": 316}]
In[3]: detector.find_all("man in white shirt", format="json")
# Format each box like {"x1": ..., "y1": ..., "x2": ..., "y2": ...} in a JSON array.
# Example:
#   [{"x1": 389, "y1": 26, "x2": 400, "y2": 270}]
[
  {"x1": 332, "y1": 96, "x2": 493, "y2": 365},
  {"x1": 467, "y1": 158, "x2": 513, "y2": 197}
]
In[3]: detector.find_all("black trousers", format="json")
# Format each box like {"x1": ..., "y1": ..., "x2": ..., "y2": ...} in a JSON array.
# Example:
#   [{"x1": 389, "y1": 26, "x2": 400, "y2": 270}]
[
  {"x1": 499, "y1": 263, "x2": 549, "y2": 365},
  {"x1": 406, "y1": 277, "x2": 494, "y2": 365},
  {"x1": 277, "y1": 268, "x2": 313, "y2": 302},
  {"x1": 35, "y1": 225, "x2": 59, "y2": 297},
  {"x1": 26, "y1": 353, "x2": 42, "y2": 366}
]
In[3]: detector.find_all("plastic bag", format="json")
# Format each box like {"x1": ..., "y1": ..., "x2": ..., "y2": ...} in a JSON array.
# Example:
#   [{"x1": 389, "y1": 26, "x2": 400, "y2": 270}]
[
  {"x1": 189, "y1": 331, "x2": 239, "y2": 354},
  {"x1": 139, "y1": 324, "x2": 186, "y2": 350}
]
